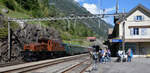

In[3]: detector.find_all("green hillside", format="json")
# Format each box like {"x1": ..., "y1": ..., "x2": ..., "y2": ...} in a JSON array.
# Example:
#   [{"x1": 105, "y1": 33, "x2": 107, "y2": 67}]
[
  {"x1": 0, "y1": 0, "x2": 112, "y2": 45},
  {"x1": 51, "y1": 0, "x2": 113, "y2": 38}
]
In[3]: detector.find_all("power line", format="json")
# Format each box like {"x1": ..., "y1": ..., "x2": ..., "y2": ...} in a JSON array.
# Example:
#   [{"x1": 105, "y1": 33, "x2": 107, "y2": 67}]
[{"x1": 7, "y1": 14, "x2": 120, "y2": 22}]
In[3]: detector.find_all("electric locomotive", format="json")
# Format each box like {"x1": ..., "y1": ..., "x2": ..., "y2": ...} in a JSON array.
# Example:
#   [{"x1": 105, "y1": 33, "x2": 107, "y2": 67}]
[
  {"x1": 22, "y1": 38, "x2": 66, "y2": 61},
  {"x1": 21, "y1": 38, "x2": 89, "y2": 62}
]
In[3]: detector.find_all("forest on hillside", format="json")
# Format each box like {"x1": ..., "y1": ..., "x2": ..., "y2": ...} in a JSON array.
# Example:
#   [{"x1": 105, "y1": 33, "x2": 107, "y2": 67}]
[{"x1": 0, "y1": 0, "x2": 112, "y2": 45}]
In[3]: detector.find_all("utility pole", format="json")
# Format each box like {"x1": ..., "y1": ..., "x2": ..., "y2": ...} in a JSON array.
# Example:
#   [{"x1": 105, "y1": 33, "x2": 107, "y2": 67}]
[
  {"x1": 74, "y1": 18, "x2": 77, "y2": 29},
  {"x1": 8, "y1": 21, "x2": 11, "y2": 61},
  {"x1": 116, "y1": 0, "x2": 119, "y2": 14},
  {"x1": 122, "y1": 8, "x2": 126, "y2": 56},
  {"x1": 122, "y1": 22, "x2": 125, "y2": 55},
  {"x1": 98, "y1": 0, "x2": 101, "y2": 29},
  {"x1": 67, "y1": 19, "x2": 70, "y2": 30}
]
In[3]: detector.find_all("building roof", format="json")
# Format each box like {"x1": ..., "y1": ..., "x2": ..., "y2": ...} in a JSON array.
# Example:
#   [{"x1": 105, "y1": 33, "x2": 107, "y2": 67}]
[{"x1": 116, "y1": 4, "x2": 150, "y2": 24}]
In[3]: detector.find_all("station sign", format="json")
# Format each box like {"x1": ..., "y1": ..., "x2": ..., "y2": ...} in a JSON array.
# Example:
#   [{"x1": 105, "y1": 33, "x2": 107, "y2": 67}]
[{"x1": 112, "y1": 39, "x2": 122, "y2": 42}]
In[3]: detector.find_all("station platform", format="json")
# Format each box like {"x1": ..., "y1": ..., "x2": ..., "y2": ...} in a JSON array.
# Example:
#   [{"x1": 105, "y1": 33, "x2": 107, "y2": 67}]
[
  {"x1": 84, "y1": 57, "x2": 150, "y2": 73},
  {"x1": 0, "y1": 54, "x2": 87, "y2": 72}
]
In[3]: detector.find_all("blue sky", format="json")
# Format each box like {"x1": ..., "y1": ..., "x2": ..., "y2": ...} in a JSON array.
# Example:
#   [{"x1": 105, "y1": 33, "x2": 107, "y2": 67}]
[{"x1": 74, "y1": 0, "x2": 150, "y2": 25}]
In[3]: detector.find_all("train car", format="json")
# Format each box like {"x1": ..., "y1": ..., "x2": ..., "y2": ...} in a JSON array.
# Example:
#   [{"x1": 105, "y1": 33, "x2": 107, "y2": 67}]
[
  {"x1": 22, "y1": 38, "x2": 66, "y2": 61},
  {"x1": 21, "y1": 38, "x2": 89, "y2": 62},
  {"x1": 64, "y1": 44, "x2": 89, "y2": 55}
]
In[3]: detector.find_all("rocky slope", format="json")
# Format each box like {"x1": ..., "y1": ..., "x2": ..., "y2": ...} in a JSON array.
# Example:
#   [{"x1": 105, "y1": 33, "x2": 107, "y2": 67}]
[{"x1": 0, "y1": 15, "x2": 62, "y2": 62}]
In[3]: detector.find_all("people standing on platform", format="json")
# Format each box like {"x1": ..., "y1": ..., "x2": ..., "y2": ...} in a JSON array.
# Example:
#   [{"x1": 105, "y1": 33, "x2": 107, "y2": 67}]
[
  {"x1": 104, "y1": 49, "x2": 107, "y2": 63},
  {"x1": 102, "y1": 49, "x2": 107, "y2": 63},
  {"x1": 117, "y1": 50, "x2": 123, "y2": 62},
  {"x1": 100, "y1": 49, "x2": 103, "y2": 63},
  {"x1": 88, "y1": 47, "x2": 93, "y2": 59},
  {"x1": 99, "y1": 49, "x2": 103, "y2": 63},
  {"x1": 106, "y1": 49, "x2": 111, "y2": 62},
  {"x1": 127, "y1": 48, "x2": 133, "y2": 62},
  {"x1": 92, "y1": 48, "x2": 98, "y2": 70},
  {"x1": 98, "y1": 48, "x2": 111, "y2": 63}
]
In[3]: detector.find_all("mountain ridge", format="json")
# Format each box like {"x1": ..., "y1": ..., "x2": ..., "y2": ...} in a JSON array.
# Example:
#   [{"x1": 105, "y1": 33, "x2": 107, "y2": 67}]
[{"x1": 51, "y1": 0, "x2": 113, "y2": 39}]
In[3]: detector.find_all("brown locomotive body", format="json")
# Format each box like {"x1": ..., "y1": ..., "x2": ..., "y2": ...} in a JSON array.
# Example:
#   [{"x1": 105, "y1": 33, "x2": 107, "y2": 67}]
[
  {"x1": 22, "y1": 39, "x2": 66, "y2": 61},
  {"x1": 24, "y1": 40, "x2": 65, "y2": 52}
]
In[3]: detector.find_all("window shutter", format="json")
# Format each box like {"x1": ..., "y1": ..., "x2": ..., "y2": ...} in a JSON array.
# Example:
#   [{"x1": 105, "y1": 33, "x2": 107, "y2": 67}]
[
  {"x1": 142, "y1": 15, "x2": 144, "y2": 20},
  {"x1": 130, "y1": 28, "x2": 133, "y2": 36},
  {"x1": 141, "y1": 28, "x2": 147, "y2": 35},
  {"x1": 145, "y1": 28, "x2": 147, "y2": 35},
  {"x1": 134, "y1": 16, "x2": 136, "y2": 21}
]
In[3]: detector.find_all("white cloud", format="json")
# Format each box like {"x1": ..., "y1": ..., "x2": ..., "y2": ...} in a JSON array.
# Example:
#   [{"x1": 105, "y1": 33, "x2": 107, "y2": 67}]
[
  {"x1": 83, "y1": 3, "x2": 115, "y2": 14},
  {"x1": 103, "y1": 7, "x2": 116, "y2": 14},
  {"x1": 83, "y1": 3, "x2": 100, "y2": 14},
  {"x1": 82, "y1": 3, "x2": 115, "y2": 25}
]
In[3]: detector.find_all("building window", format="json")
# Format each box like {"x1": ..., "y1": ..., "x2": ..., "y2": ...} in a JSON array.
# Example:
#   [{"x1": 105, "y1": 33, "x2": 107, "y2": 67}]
[
  {"x1": 141, "y1": 28, "x2": 147, "y2": 35},
  {"x1": 135, "y1": 16, "x2": 143, "y2": 21},
  {"x1": 130, "y1": 28, "x2": 139, "y2": 35},
  {"x1": 133, "y1": 28, "x2": 139, "y2": 35}
]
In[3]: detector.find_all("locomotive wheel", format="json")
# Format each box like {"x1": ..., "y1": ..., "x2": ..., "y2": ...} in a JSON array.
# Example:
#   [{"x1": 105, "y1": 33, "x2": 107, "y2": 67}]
[
  {"x1": 50, "y1": 53, "x2": 55, "y2": 59},
  {"x1": 22, "y1": 50, "x2": 33, "y2": 62}
]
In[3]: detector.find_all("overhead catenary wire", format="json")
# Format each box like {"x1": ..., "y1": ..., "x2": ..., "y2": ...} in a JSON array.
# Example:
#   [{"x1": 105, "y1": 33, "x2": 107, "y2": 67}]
[{"x1": 6, "y1": 14, "x2": 120, "y2": 22}]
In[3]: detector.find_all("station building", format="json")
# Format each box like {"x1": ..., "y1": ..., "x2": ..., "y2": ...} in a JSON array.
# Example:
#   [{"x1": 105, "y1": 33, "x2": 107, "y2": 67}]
[{"x1": 109, "y1": 4, "x2": 150, "y2": 56}]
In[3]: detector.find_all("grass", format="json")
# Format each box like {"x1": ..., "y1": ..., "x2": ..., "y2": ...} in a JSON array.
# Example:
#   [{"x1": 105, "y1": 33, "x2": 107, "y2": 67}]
[
  {"x1": 0, "y1": 2, "x2": 47, "y2": 26},
  {"x1": 63, "y1": 40, "x2": 82, "y2": 46},
  {"x1": 0, "y1": 27, "x2": 8, "y2": 38},
  {"x1": 63, "y1": 37, "x2": 90, "y2": 47},
  {"x1": 63, "y1": 40, "x2": 90, "y2": 47},
  {"x1": 0, "y1": 3, "x2": 30, "y2": 18},
  {"x1": 7, "y1": 11, "x2": 29, "y2": 18}
]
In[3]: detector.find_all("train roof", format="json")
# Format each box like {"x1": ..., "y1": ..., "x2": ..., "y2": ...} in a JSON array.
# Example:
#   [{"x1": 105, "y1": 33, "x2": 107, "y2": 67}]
[
  {"x1": 38, "y1": 38, "x2": 61, "y2": 42},
  {"x1": 63, "y1": 43, "x2": 88, "y2": 48}
]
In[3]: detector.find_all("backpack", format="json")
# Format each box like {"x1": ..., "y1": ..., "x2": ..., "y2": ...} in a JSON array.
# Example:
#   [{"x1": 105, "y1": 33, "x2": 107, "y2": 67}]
[{"x1": 93, "y1": 52, "x2": 98, "y2": 60}]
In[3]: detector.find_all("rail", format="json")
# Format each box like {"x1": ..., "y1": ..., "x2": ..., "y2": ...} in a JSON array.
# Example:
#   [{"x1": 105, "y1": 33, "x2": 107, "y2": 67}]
[
  {"x1": 62, "y1": 59, "x2": 91, "y2": 73},
  {"x1": 0, "y1": 54, "x2": 88, "y2": 73}
]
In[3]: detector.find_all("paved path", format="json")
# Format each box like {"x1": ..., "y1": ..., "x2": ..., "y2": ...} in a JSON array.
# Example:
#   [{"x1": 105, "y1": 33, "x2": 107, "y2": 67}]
[{"x1": 85, "y1": 58, "x2": 150, "y2": 73}]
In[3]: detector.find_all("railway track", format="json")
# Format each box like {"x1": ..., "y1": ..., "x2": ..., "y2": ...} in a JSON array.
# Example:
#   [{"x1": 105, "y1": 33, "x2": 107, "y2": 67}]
[
  {"x1": 0, "y1": 62, "x2": 24, "y2": 67},
  {"x1": 62, "y1": 59, "x2": 91, "y2": 73},
  {"x1": 0, "y1": 54, "x2": 90, "y2": 73}
]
